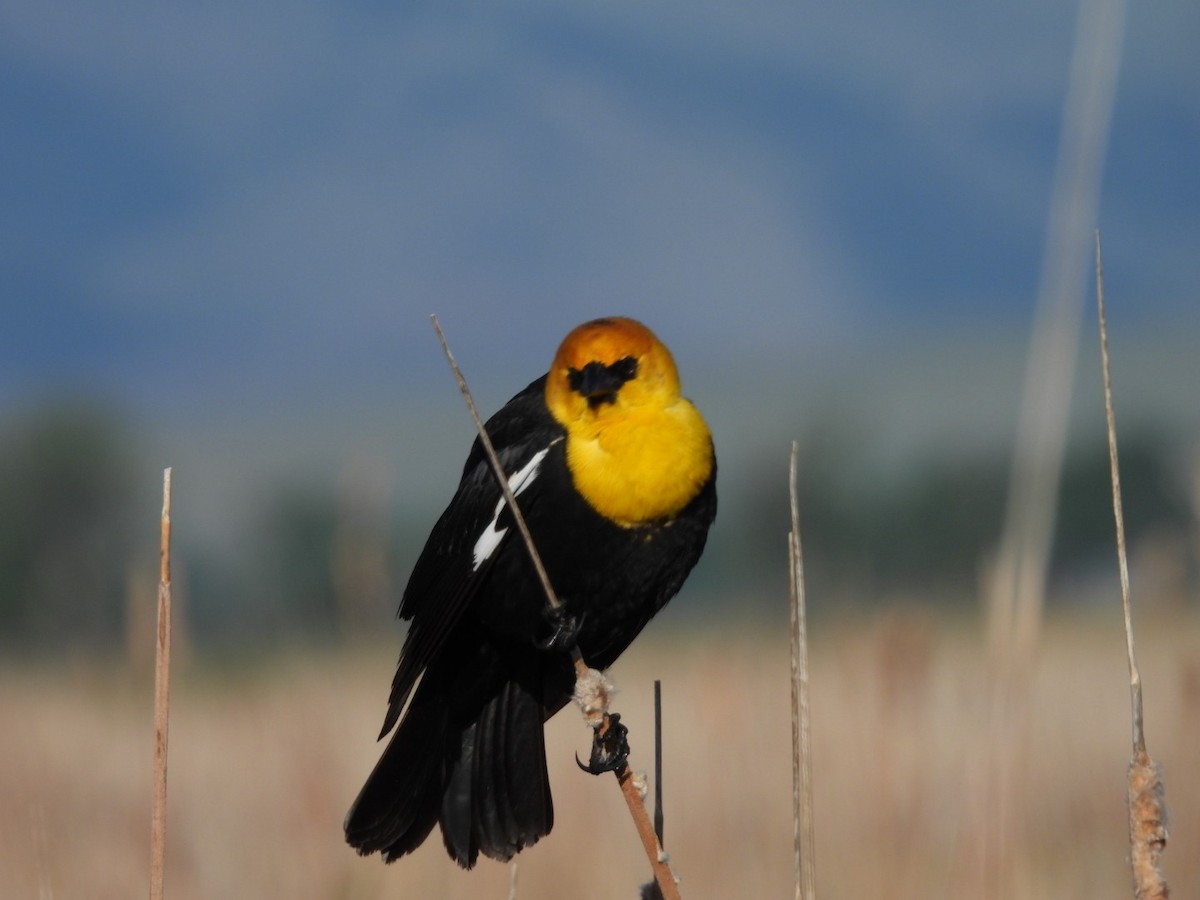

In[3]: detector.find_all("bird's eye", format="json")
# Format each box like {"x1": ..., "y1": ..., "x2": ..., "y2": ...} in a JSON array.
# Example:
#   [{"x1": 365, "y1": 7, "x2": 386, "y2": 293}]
[{"x1": 607, "y1": 356, "x2": 638, "y2": 383}]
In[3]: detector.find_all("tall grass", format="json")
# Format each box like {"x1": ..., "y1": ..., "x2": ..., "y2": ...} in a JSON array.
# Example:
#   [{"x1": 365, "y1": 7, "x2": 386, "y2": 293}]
[{"x1": 3, "y1": 619, "x2": 1196, "y2": 899}]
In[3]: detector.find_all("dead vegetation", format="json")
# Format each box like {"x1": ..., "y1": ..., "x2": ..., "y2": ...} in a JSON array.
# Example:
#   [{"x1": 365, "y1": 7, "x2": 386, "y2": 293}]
[{"x1": 1, "y1": 612, "x2": 1196, "y2": 899}]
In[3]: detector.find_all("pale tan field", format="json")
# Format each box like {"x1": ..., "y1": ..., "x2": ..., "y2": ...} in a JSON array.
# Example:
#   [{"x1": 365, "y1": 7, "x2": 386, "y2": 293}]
[{"x1": 3, "y1": 611, "x2": 1198, "y2": 899}]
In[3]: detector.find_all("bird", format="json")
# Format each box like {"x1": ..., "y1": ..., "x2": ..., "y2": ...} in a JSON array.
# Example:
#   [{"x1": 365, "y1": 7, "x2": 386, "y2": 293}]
[{"x1": 344, "y1": 316, "x2": 716, "y2": 868}]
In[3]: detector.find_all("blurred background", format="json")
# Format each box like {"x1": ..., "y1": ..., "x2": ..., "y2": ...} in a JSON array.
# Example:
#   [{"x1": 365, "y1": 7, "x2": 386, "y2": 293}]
[{"x1": 2, "y1": 0, "x2": 1198, "y2": 897}]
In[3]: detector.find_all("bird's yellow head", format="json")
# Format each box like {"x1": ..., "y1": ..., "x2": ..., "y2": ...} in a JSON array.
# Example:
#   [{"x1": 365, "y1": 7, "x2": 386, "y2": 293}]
[
  {"x1": 544, "y1": 317, "x2": 712, "y2": 525},
  {"x1": 544, "y1": 317, "x2": 681, "y2": 424}
]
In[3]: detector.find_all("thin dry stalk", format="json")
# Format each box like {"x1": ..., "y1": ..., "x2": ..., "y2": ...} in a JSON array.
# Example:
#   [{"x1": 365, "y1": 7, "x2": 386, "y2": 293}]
[
  {"x1": 639, "y1": 681, "x2": 666, "y2": 900},
  {"x1": 1095, "y1": 234, "x2": 1169, "y2": 898},
  {"x1": 788, "y1": 442, "x2": 816, "y2": 900},
  {"x1": 654, "y1": 679, "x2": 664, "y2": 846},
  {"x1": 429, "y1": 315, "x2": 681, "y2": 900},
  {"x1": 149, "y1": 468, "x2": 173, "y2": 900}
]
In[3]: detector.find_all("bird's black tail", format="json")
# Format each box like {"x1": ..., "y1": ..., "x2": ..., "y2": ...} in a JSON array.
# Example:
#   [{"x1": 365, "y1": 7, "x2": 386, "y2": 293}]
[
  {"x1": 343, "y1": 699, "x2": 446, "y2": 862},
  {"x1": 344, "y1": 676, "x2": 554, "y2": 868}
]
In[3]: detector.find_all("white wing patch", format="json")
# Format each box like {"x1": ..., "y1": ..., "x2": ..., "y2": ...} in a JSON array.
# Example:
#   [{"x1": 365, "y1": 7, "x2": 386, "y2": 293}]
[{"x1": 471, "y1": 444, "x2": 554, "y2": 571}]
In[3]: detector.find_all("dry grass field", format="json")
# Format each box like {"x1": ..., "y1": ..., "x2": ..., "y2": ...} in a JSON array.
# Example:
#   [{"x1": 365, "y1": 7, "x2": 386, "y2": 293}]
[{"x1": 3, "y1": 609, "x2": 1198, "y2": 899}]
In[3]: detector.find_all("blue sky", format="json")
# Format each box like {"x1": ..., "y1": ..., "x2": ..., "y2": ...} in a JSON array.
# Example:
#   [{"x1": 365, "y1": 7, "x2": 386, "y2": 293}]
[{"x1": 1, "y1": 0, "x2": 1197, "y2": 488}]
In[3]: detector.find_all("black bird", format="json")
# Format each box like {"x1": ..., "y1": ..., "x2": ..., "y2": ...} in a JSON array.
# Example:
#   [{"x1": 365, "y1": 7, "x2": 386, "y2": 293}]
[{"x1": 344, "y1": 317, "x2": 716, "y2": 868}]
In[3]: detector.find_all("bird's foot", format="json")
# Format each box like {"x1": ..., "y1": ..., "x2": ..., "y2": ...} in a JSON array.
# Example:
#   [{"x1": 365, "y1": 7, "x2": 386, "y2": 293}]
[
  {"x1": 576, "y1": 713, "x2": 630, "y2": 775},
  {"x1": 536, "y1": 605, "x2": 583, "y2": 653}
]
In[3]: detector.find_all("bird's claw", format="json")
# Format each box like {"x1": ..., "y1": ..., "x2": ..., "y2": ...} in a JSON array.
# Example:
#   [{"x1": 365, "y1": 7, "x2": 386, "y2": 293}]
[
  {"x1": 536, "y1": 606, "x2": 583, "y2": 653},
  {"x1": 575, "y1": 713, "x2": 630, "y2": 775}
]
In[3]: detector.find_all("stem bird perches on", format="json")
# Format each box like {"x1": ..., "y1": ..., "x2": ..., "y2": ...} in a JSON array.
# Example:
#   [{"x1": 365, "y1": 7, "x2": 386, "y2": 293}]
[
  {"x1": 149, "y1": 468, "x2": 173, "y2": 900},
  {"x1": 654, "y1": 679, "x2": 664, "y2": 848},
  {"x1": 1095, "y1": 235, "x2": 1169, "y2": 899},
  {"x1": 430, "y1": 315, "x2": 681, "y2": 900}
]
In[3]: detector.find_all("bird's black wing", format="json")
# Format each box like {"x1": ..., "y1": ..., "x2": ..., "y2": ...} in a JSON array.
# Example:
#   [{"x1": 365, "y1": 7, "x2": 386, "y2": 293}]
[{"x1": 378, "y1": 375, "x2": 562, "y2": 738}]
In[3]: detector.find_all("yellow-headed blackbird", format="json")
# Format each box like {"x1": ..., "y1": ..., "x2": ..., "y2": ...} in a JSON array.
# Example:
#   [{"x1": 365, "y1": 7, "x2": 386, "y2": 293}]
[{"x1": 344, "y1": 317, "x2": 716, "y2": 868}]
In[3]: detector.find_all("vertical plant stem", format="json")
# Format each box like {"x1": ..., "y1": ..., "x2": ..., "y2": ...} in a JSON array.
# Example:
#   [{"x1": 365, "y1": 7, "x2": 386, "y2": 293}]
[
  {"x1": 150, "y1": 468, "x2": 172, "y2": 900},
  {"x1": 789, "y1": 442, "x2": 817, "y2": 900},
  {"x1": 1095, "y1": 234, "x2": 1142, "y2": 751},
  {"x1": 507, "y1": 859, "x2": 519, "y2": 900},
  {"x1": 654, "y1": 679, "x2": 664, "y2": 848},
  {"x1": 1096, "y1": 234, "x2": 1169, "y2": 899}
]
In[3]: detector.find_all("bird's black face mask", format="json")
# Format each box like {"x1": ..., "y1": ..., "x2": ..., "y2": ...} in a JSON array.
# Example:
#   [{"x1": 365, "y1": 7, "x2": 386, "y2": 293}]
[{"x1": 567, "y1": 356, "x2": 639, "y2": 409}]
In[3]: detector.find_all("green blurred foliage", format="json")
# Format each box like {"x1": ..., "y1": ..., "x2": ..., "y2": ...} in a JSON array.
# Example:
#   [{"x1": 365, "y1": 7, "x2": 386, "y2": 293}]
[
  {"x1": 0, "y1": 402, "x2": 1192, "y2": 650},
  {"x1": 0, "y1": 403, "x2": 138, "y2": 646},
  {"x1": 1054, "y1": 434, "x2": 1192, "y2": 566},
  {"x1": 736, "y1": 425, "x2": 1194, "y2": 609},
  {"x1": 253, "y1": 485, "x2": 342, "y2": 637}
]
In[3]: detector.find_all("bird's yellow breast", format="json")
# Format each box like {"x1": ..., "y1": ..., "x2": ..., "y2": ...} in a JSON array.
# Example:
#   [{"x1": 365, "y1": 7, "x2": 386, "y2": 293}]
[{"x1": 563, "y1": 399, "x2": 713, "y2": 526}]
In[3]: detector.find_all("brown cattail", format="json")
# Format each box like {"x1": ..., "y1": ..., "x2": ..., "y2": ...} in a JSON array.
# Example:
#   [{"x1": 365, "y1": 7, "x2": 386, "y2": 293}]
[{"x1": 1127, "y1": 747, "x2": 1169, "y2": 900}]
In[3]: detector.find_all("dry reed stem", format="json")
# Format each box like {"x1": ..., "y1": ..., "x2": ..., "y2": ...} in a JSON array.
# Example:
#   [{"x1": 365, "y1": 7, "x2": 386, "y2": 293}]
[
  {"x1": 654, "y1": 679, "x2": 664, "y2": 846},
  {"x1": 429, "y1": 317, "x2": 563, "y2": 616},
  {"x1": 429, "y1": 315, "x2": 681, "y2": 900},
  {"x1": 788, "y1": 442, "x2": 816, "y2": 900},
  {"x1": 638, "y1": 681, "x2": 667, "y2": 900},
  {"x1": 149, "y1": 468, "x2": 172, "y2": 900},
  {"x1": 1095, "y1": 234, "x2": 1169, "y2": 898}
]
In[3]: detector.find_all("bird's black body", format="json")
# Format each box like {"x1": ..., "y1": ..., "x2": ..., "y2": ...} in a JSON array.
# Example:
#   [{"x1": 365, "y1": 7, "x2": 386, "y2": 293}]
[{"x1": 345, "y1": 320, "x2": 716, "y2": 868}]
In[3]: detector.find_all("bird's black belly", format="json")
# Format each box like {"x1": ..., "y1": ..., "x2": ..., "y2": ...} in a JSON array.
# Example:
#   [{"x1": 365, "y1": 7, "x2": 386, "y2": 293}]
[{"x1": 469, "y1": 442, "x2": 716, "y2": 714}]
